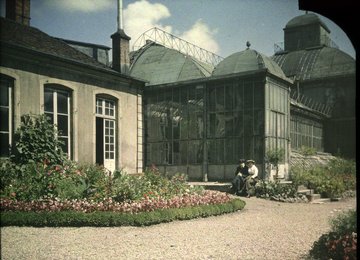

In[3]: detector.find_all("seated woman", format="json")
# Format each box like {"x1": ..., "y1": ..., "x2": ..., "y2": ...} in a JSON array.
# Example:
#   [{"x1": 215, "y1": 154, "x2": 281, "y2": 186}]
[
  {"x1": 231, "y1": 159, "x2": 249, "y2": 195},
  {"x1": 244, "y1": 159, "x2": 258, "y2": 198}
]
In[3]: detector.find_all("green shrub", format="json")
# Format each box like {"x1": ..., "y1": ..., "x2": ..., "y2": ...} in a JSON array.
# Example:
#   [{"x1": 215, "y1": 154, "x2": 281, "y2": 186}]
[
  {"x1": 330, "y1": 209, "x2": 357, "y2": 235},
  {"x1": 110, "y1": 170, "x2": 203, "y2": 203},
  {"x1": 309, "y1": 210, "x2": 357, "y2": 260},
  {"x1": 11, "y1": 114, "x2": 66, "y2": 165},
  {"x1": 266, "y1": 148, "x2": 285, "y2": 179},
  {"x1": 289, "y1": 158, "x2": 356, "y2": 199},
  {"x1": 1, "y1": 161, "x2": 64, "y2": 201},
  {"x1": 255, "y1": 180, "x2": 301, "y2": 202},
  {"x1": 0, "y1": 198, "x2": 246, "y2": 227}
]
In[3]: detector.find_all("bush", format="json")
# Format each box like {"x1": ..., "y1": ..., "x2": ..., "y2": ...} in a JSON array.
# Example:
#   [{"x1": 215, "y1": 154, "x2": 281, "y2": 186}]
[
  {"x1": 0, "y1": 159, "x2": 111, "y2": 202},
  {"x1": 0, "y1": 198, "x2": 246, "y2": 227},
  {"x1": 309, "y1": 210, "x2": 357, "y2": 260},
  {"x1": 255, "y1": 180, "x2": 308, "y2": 203},
  {"x1": 111, "y1": 169, "x2": 203, "y2": 203},
  {"x1": 289, "y1": 158, "x2": 356, "y2": 199},
  {"x1": 11, "y1": 114, "x2": 66, "y2": 165}
]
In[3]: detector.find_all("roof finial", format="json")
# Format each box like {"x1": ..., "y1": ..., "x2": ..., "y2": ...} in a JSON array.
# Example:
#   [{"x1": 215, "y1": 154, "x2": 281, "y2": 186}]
[{"x1": 246, "y1": 41, "x2": 251, "y2": 49}]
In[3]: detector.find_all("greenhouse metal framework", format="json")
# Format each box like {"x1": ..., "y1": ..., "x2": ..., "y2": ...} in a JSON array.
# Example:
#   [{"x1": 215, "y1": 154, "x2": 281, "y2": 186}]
[{"x1": 132, "y1": 27, "x2": 224, "y2": 67}]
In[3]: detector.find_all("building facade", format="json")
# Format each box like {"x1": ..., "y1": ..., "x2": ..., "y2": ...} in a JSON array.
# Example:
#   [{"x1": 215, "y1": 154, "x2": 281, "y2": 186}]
[
  {"x1": 1, "y1": 2, "x2": 354, "y2": 181},
  {"x1": 0, "y1": 6, "x2": 144, "y2": 174},
  {"x1": 272, "y1": 13, "x2": 356, "y2": 158}
]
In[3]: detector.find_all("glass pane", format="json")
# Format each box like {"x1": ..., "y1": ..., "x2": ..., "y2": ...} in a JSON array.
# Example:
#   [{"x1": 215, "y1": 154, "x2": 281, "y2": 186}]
[
  {"x1": 254, "y1": 83, "x2": 264, "y2": 109},
  {"x1": 180, "y1": 88, "x2": 187, "y2": 105},
  {"x1": 44, "y1": 90, "x2": 54, "y2": 112},
  {"x1": 215, "y1": 113, "x2": 225, "y2": 137},
  {"x1": 234, "y1": 137, "x2": 243, "y2": 161},
  {"x1": 208, "y1": 140, "x2": 216, "y2": 164},
  {"x1": 179, "y1": 110, "x2": 188, "y2": 140},
  {"x1": 180, "y1": 141, "x2": 188, "y2": 164},
  {"x1": 173, "y1": 119, "x2": 180, "y2": 139},
  {"x1": 57, "y1": 91, "x2": 68, "y2": 114},
  {"x1": 225, "y1": 112, "x2": 233, "y2": 136},
  {"x1": 173, "y1": 141, "x2": 180, "y2": 164},
  {"x1": 225, "y1": 84, "x2": 233, "y2": 111},
  {"x1": 57, "y1": 115, "x2": 68, "y2": 136},
  {"x1": 0, "y1": 107, "x2": 9, "y2": 132},
  {"x1": 45, "y1": 112, "x2": 54, "y2": 125},
  {"x1": 188, "y1": 140, "x2": 202, "y2": 164},
  {"x1": 254, "y1": 110, "x2": 264, "y2": 135},
  {"x1": 96, "y1": 99, "x2": 103, "y2": 114},
  {"x1": 58, "y1": 137, "x2": 68, "y2": 154},
  {"x1": 196, "y1": 113, "x2": 204, "y2": 138},
  {"x1": 209, "y1": 87, "x2": 216, "y2": 112},
  {"x1": 244, "y1": 82, "x2": 253, "y2": 109},
  {"x1": 209, "y1": 113, "x2": 216, "y2": 137},
  {"x1": 216, "y1": 86, "x2": 225, "y2": 111},
  {"x1": 0, "y1": 84, "x2": 9, "y2": 106},
  {"x1": 233, "y1": 112, "x2": 243, "y2": 137},
  {"x1": 0, "y1": 133, "x2": 9, "y2": 157},
  {"x1": 225, "y1": 139, "x2": 235, "y2": 164},
  {"x1": 244, "y1": 113, "x2": 253, "y2": 136},
  {"x1": 216, "y1": 139, "x2": 224, "y2": 164},
  {"x1": 234, "y1": 83, "x2": 243, "y2": 111}
]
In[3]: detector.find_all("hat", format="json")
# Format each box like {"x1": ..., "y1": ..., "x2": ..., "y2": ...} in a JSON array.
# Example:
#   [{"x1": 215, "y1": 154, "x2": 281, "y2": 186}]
[
  {"x1": 246, "y1": 159, "x2": 255, "y2": 164},
  {"x1": 238, "y1": 159, "x2": 246, "y2": 163}
]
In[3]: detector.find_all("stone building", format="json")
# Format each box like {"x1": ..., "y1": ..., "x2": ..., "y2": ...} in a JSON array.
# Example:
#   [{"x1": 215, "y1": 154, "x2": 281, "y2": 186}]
[
  {"x1": 272, "y1": 13, "x2": 356, "y2": 158},
  {"x1": 0, "y1": 0, "x2": 145, "y2": 174},
  {"x1": 1, "y1": 1, "x2": 355, "y2": 181},
  {"x1": 129, "y1": 13, "x2": 354, "y2": 181}
]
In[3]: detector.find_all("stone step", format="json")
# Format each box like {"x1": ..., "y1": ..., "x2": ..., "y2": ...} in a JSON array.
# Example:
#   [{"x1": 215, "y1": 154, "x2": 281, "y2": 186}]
[
  {"x1": 297, "y1": 189, "x2": 313, "y2": 195},
  {"x1": 278, "y1": 181, "x2": 293, "y2": 185},
  {"x1": 297, "y1": 185, "x2": 308, "y2": 191},
  {"x1": 310, "y1": 198, "x2": 332, "y2": 204},
  {"x1": 306, "y1": 193, "x2": 321, "y2": 201}
]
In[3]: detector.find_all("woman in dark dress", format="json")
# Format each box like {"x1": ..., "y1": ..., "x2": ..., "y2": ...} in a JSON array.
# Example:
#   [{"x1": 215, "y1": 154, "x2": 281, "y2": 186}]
[{"x1": 231, "y1": 159, "x2": 249, "y2": 195}]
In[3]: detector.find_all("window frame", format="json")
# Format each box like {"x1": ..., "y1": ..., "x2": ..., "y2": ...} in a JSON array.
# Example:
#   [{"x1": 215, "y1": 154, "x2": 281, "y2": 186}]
[
  {"x1": 44, "y1": 85, "x2": 72, "y2": 158},
  {"x1": 0, "y1": 75, "x2": 13, "y2": 158}
]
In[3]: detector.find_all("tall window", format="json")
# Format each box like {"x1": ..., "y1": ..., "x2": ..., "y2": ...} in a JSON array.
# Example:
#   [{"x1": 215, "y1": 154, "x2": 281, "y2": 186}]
[
  {"x1": 95, "y1": 96, "x2": 116, "y2": 172},
  {"x1": 0, "y1": 75, "x2": 13, "y2": 157},
  {"x1": 44, "y1": 85, "x2": 72, "y2": 157}
]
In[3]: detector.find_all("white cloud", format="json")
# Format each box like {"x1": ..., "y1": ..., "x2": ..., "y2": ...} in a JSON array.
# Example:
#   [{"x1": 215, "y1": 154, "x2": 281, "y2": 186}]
[
  {"x1": 179, "y1": 19, "x2": 219, "y2": 54},
  {"x1": 124, "y1": 0, "x2": 172, "y2": 46},
  {"x1": 124, "y1": 0, "x2": 219, "y2": 54},
  {"x1": 47, "y1": 0, "x2": 113, "y2": 13}
]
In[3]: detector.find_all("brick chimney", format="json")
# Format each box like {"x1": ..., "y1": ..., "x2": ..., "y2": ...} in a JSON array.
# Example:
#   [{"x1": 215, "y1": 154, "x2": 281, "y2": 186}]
[
  {"x1": 6, "y1": 0, "x2": 31, "y2": 26},
  {"x1": 111, "y1": 0, "x2": 131, "y2": 74}
]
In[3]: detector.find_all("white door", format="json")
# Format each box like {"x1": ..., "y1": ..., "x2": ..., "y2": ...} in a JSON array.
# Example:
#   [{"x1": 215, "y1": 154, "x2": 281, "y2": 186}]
[{"x1": 104, "y1": 119, "x2": 116, "y2": 172}]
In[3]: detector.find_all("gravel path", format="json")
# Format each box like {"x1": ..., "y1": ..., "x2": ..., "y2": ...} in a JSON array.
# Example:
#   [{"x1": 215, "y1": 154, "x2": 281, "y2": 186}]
[{"x1": 1, "y1": 197, "x2": 356, "y2": 260}]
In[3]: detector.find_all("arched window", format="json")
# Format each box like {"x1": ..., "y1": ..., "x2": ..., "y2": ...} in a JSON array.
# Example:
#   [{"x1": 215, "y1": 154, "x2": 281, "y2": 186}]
[
  {"x1": 95, "y1": 95, "x2": 117, "y2": 172},
  {"x1": 44, "y1": 84, "x2": 72, "y2": 157},
  {"x1": 0, "y1": 74, "x2": 14, "y2": 157}
]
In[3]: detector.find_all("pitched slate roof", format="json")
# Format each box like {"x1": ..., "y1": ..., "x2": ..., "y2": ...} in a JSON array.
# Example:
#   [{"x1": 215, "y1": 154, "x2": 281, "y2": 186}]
[
  {"x1": 212, "y1": 48, "x2": 290, "y2": 82},
  {"x1": 0, "y1": 17, "x2": 111, "y2": 70},
  {"x1": 129, "y1": 42, "x2": 213, "y2": 85},
  {"x1": 272, "y1": 46, "x2": 355, "y2": 80}
]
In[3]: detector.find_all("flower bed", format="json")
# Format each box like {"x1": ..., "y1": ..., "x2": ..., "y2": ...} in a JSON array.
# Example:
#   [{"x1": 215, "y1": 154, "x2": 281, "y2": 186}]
[
  {"x1": 308, "y1": 210, "x2": 357, "y2": 260},
  {"x1": 1, "y1": 190, "x2": 232, "y2": 214}
]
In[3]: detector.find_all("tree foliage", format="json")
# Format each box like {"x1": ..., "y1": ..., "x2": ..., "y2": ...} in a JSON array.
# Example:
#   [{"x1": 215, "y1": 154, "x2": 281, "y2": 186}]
[{"x1": 11, "y1": 114, "x2": 66, "y2": 165}]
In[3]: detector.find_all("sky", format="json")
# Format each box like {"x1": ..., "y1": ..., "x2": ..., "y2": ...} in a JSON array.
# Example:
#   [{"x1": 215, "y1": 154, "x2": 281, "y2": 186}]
[{"x1": 0, "y1": 0, "x2": 356, "y2": 60}]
